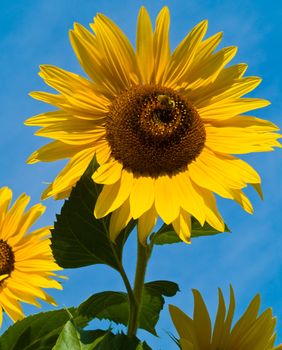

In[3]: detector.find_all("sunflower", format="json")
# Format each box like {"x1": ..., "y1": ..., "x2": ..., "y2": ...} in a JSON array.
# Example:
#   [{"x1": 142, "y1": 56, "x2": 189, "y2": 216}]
[
  {"x1": 0, "y1": 187, "x2": 63, "y2": 325},
  {"x1": 169, "y1": 287, "x2": 282, "y2": 350},
  {"x1": 25, "y1": 7, "x2": 281, "y2": 244}
]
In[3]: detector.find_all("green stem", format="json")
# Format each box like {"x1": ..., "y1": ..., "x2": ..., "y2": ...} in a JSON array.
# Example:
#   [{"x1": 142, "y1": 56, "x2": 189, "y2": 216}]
[
  {"x1": 114, "y1": 252, "x2": 136, "y2": 313},
  {"x1": 127, "y1": 238, "x2": 150, "y2": 338},
  {"x1": 100, "y1": 218, "x2": 136, "y2": 321},
  {"x1": 93, "y1": 183, "x2": 138, "y2": 330}
]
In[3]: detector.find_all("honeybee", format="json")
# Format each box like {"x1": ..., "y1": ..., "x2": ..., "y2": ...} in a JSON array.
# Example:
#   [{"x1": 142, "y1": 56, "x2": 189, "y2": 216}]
[{"x1": 157, "y1": 94, "x2": 175, "y2": 108}]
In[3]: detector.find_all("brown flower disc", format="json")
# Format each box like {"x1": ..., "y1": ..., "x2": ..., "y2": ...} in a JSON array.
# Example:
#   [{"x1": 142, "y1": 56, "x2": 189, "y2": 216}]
[{"x1": 106, "y1": 85, "x2": 206, "y2": 177}]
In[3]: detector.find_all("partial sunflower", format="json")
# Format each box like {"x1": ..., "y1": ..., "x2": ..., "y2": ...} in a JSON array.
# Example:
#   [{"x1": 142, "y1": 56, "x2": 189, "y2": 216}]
[
  {"x1": 169, "y1": 286, "x2": 282, "y2": 350},
  {"x1": 0, "y1": 187, "x2": 63, "y2": 326},
  {"x1": 25, "y1": 7, "x2": 281, "y2": 244}
]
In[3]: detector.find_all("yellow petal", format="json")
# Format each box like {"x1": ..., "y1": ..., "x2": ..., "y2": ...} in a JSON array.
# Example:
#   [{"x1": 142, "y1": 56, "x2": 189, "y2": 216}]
[
  {"x1": 184, "y1": 46, "x2": 237, "y2": 91},
  {"x1": 42, "y1": 147, "x2": 95, "y2": 199},
  {"x1": 0, "y1": 187, "x2": 13, "y2": 231},
  {"x1": 92, "y1": 160, "x2": 123, "y2": 185},
  {"x1": 38, "y1": 65, "x2": 110, "y2": 116},
  {"x1": 30, "y1": 91, "x2": 66, "y2": 108},
  {"x1": 190, "y1": 182, "x2": 225, "y2": 232},
  {"x1": 32, "y1": 87, "x2": 106, "y2": 119},
  {"x1": 206, "y1": 124, "x2": 281, "y2": 153},
  {"x1": 27, "y1": 140, "x2": 84, "y2": 164},
  {"x1": 137, "y1": 205, "x2": 157, "y2": 245},
  {"x1": 238, "y1": 309, "x2": 275, "y2": 349},
  {"x1": 14, "y1": 240, "x2": 52, "y2": 259},
  {"x1": 54, "y1": 188, "x2": 72, "y2": 200},
  {"x1": 7, "y1": 203, "x2": 45, "y2": 245},
  {"x1": 136, "y1": 6, "x2": 154, "y2": 84},
  {"x1": 95, "y1": 140, "x2": 111, "y2": 165},
  {"x1": 189, "y1": 154, "x2": 239, "y2": 199},
  {"x1": 91, "y1": 14, "x2": 141, "y2": 83},
  {"x1": 130, "y1": 176, "x2": 155, "y2": 219},
  {"x1": 172, "y1": 209, "x2": 191, "y2": 243},
  {"x1": 155, "y1": 175, "x2": 180, "y2": 224},
  {"x1": 192, "y1": 289, "x2": 212, "y2": 348},
  {"x1": 189, "y1": 148, "x2": 259, "y2": 212},
  {"x1": 251, "y1": 183, "x2": 263, "y2": 199},
  {"x1": 169, "y1": 304, "x2": 196, "y2": 344},
  {"x1": 16, "y1": 259, "x2": 61, "y2": 271},
  {"x1": 95, "y1": 170, "x2": 133, "y2": 218},
  {"x1": 163, "y1": 20, "x2": 208, "y2": 87},
  {"x1": 2, "y1": 194, "x2": 30, "y2": 239},
  {"x1": 25, "y1": 110, "x2": 74, "y2": 127},
  {"x1": 0, "y1": 274, "x2": 8, "y2": 282},
  {"x1": 179, "y1": 339, "x2": 194, "y2": 350},
  {"x1": 69, "y1": 28, "x2": 117, "y2": 98},
  {"x1": 216, "y1": 62, "x2": 248, "y2": 80},
  {"x1": 211, "y1": 289, "x2": 226, "y2": 349},
  {"x1": 199, "y1": 98, "x2": 270, "y2": 120},
  {"x1": 194, "y1": 76, "x2": 262, "y2": 108},
  {"x1": 35, "y1": 121, "x2": 105, "y2": 145},
  {"x1": 4, "y1": 286, "x2": 41, "y2": 307},
  {"x1": 109, "y1": 199, "x2": 131, "y2": 241},
  {"x1": 195, "y1": 148, "x2": 260, "y2": 190},
  {"x1": 90, "y1": 14, "x2": 137, "y2": 91},
  {"x1": 11, "y1": 271, "x2": 62, "y2": 290},
  {"x1": 0, "y1": 290, "x2": 24, "y2": 321},
  {"x1": 217, "y1": 286, "x2": 236, "y2": 348},
  {"x1": 229, "y1": 294, "x2": 260, "y2": 345},
  {"x1": 193, "y1": 31, "x2": 223, "y2": 64},
  {"x1": 180, "y1": 31, "x2": 222, "y2": 89},
  {"x1": 208, "y1": 115, "x2": 279, "y2": 131},
  {"x1": 185, "y1": 62, "x2": 248, "y2": 102},
  {"x1": 153, "y1": 6, "x2": 170, "y2": 83},
  {"x1": 174, "y1": 172, "x2": 206, "y2": 226},
  {"x1": 230, "y1": 189, "x2": 253, "y2": 214}
]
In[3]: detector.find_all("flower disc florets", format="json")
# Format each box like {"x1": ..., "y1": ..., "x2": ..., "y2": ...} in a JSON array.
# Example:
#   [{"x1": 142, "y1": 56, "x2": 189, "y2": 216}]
[
  {"x1": 106, "y1": 85, "x2": 206, "y2": 177},
  {"x1": 0, "y1": 239, "x2": 14, "y2": 284}
]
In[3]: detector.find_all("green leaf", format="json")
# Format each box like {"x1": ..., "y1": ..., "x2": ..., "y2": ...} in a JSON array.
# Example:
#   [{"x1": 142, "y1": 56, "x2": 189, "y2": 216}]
[
  {"x1": 92, "y1": 332, "x2": 151, "y2": 350},
  {"x1": 54, "y1": 322, "x2": 152, "y2": 350},
  {"x1": 52, "y1": 320, "x2": 107, "y2": 350},
  {"x1": 144, "y1": 280, "x2": 179, "y2": 297},
  {"x1": 0, "y1": 308, "x2": 88, "y2": 350},
  {"x1": 78, "y1": 281, "x2": 179, "y2": 336},
  {"x1": 139, "y1": 281, "x2": 179, "y2": 335},
  {"x1": 152, "y1": 217, "x2": 230, "y2": 245},
  {"x1": 51, "y1": 156, "x2": 136, "y2": 269},
  {"x1": 78, "y1": 291, "x2": 129, "y2": 327}
]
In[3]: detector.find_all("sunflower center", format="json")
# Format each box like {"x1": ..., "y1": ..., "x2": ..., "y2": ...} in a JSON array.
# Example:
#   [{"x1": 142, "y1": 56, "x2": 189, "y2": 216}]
[
  {"x1": 106, "y1": 85, "x2": 206, "y2": 176},
  {"x1": 0, "y1": 239, "x2": 15, "y2": 284}
]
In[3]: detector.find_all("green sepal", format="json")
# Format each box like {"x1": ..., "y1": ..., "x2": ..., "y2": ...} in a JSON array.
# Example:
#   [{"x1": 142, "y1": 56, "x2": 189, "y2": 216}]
[
  {"x1": 78, "y1": 281, "x2": 179, "y2": 336},
  {"x1": 167, "y1": 331, "x2": 181, "y2": 348},
  {"x1": 152, "y1": 217, "x2": 230, "y2": 245},
  {"x1": 0, "y1": 308, "x2": 88, "y2": 350},
  {"x1": 51, "y1": 156, "x2": 136, "y2": 270}
]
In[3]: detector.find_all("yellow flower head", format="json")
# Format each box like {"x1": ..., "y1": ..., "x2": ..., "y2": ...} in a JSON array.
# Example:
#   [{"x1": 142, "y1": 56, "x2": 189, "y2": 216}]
[
  {"x1": 0, "y1": 187, "x2": 63, "y2": 326},
  {"x1": 169, "y1": 286, "x2": 282, "y2": 350},
  {"x1": 26, "y1": 7, "x2": 281, "y2": 244}
]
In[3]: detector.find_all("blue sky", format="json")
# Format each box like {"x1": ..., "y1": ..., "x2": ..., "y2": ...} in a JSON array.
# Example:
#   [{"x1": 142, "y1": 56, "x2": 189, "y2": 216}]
[{"x1": 0, "y1": 0, "x2": 282, "y2": 348}]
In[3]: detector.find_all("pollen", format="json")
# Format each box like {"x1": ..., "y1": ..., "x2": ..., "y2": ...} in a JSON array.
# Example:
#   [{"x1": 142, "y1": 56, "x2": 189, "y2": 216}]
[{"x1": 106, "y1": 85, "x2": 206, "y2": 177}]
